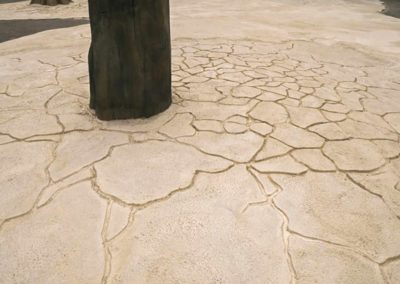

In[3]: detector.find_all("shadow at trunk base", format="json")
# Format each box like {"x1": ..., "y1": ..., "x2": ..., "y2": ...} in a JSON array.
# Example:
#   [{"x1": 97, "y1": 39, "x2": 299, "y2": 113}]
[{"x1": 381, "y1": 0, "x2": 400, "y2": 18}]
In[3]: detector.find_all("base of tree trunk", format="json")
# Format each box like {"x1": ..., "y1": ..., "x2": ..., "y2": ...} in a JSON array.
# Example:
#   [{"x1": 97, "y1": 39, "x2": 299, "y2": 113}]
[
  {"x1": 88, "y1": 0, "x2": 172, "y2": 121},
  {"x1": 30, "y1": 0, "x2": 71, "y2": 5}
]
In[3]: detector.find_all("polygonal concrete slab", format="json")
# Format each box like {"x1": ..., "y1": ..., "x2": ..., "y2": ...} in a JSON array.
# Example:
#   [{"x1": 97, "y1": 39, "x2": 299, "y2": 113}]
[{"x1": 95, "y1": 141, "x2": 232, "y2": 204}]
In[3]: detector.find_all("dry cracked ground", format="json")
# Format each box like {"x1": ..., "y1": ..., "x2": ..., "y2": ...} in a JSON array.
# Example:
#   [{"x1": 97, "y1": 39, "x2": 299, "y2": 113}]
[{"x1": 1, "y1": 0, "x2": 400, "y2": 283}]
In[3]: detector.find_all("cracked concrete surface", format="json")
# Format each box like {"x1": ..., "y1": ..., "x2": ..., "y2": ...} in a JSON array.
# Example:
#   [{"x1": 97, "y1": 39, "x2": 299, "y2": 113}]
[{"x1": 1, "y1": 0, "x2": 400, "y2": 283}]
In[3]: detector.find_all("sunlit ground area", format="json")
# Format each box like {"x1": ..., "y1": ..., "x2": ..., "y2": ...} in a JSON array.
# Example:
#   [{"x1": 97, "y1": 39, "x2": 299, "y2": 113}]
[{"x1": 0, "y1": 0, "x2": 400, "y2": 283}]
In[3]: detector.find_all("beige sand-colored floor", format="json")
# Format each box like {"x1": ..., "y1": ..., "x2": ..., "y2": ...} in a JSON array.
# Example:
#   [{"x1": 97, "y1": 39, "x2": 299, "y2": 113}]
[{"x1": 1, "y1": 0, "x2": 400, "y2": 283}]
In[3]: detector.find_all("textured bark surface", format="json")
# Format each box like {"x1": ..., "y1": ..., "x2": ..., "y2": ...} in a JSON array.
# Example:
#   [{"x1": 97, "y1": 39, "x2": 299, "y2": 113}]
[
  {"x1": 30, "y1": 0, "x2": 71, "y2": 5},
  {"x1": 88, "y1": 0, "x2": 172, "y2": 121}
]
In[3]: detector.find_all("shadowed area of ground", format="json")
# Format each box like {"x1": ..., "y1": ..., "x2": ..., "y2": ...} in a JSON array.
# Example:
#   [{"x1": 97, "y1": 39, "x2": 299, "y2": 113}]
[
  {"x1": 0, "y1": 0, "x2": 26, "y2": 4},
  {"x1": 0, "y1": 18, "x2": 89, "y2": 43},
  {"x1": 382, "y1": 0, "x2": 400, "y2": 18}
]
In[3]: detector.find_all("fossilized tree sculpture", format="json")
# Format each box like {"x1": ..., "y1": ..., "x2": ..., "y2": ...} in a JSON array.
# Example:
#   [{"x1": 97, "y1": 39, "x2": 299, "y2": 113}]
[
  {"x1": 88, "y1": 0, "x2": 172, "y2": 120},
  {"x1": 30, "y1": 0, "x2": 71, "y2": 5}
]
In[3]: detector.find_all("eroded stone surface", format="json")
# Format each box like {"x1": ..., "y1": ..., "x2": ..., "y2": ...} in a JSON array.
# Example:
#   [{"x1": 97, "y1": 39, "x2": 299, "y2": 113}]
[
  {"x1": 100, "y1": 104, "x2": 178, "y2": 133},
  {"x1": 107, "y1": 202, "x2": 131, "y2": 240},
  {"x1": 253, "y1": 155, "x2": 307, "y2": 174},
  {"x1": 250, "y1": 122, "x2": 273, "y2": 136},
  {"x1": 256, "y1": 137, "x2": 292, "y2": 161},
  {"x1": 95, "y1": 141, "x2": 232, "y2": 204},
  {"x1": 372, "y1": 140, "x2": 400, "y2": 159},
  {"x1": 349, "y1": 111, "x2": 393, "y2": 131},
  {"x1": 274, "y1": 172, "x2": 400, "y2": 262},
  {"x1": 0, "y1": 182, "x2": 106, "y2": 284},
  {"x1": 385, "y1": 113, "x2": 400, "y2": 134},
  {"x1": 179, "y1": 100, "x2": 255, "y2": 121},
  {"x1": 107, "y1": 166, "x2": 290, "y2": 283},
  {"x1": 363, "y1": 89, "x2": 400, "y2": 115},
  {"x1": 382, "y1": 259, "x2": 400, "y2": 284},
  {"x1": 272, "y1": 123, "x2": 325, "y2": 149},
  {"x1": 220, "y1": 71, "x2": 252, "y2": 83},
  {"x1": 49, "y1": 130, "x2": 129, "y2": 181},
  {"x1": 289, "y1": 235, "x2": 384, "y2": 284},
  {"x1": 0, "y1": 141, "x2": 54, "y2": 220},
  {"x1": 159, "y1": 113, "x2": 195, "y2": 138},
  {"x1": 287, "y1": 106, "x2": 327, "y2": 128},
  {"x1": 292, "y1": 149, "x2": 336, "y2": 171},
  {"x1": 223, "y1": 121, "x2": 248, "y2": 134},
  {"x1": 232, "y1": 86, "x2": 261, "y2": 98},
  {"x1": 309, "y1": 122, "x2": 349, "y2": 140},
  {"x1": 0, "y1": 84, "x2": 60, "y2": 111},
  {"x1": 349, "y1": 163, "x2": 400, "y2": 217},
  {"x1": 301, "y1": 95, "x2": 325, "y2": 108},
  {"x1": 249, "y1": 101, "x2": 288, "y2": 125},
  {"x1": 179, "y1": 131, "x2": 263, "y2": 162},
  {"x1": 323, "y1": 139, "x2": 385, "y2": 171},
  {"x1": 193, "y1": 120, "x2": 224, "y2": 133},
  {"x1": 323, "y1": 111, "x2": 347, "y2": 122},
  {"x1": 59, "y1": 113, "x2": 94, "y2": 132},
  {"x1": 338, "y1": 119, "x2": 398, "y2": 140},
  {"x1": 0, "y1": 135, "x2": 14, "y2": 144},
  {"x1": 37, "y1": 168, "x2": 92, "y2": 207},
  {"x1": 0, "y1": 111, "x2": 61, "y2": 139}
]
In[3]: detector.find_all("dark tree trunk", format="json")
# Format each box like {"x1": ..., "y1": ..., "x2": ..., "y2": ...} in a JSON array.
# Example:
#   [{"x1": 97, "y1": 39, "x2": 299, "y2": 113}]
[
  {"x1": 88, "y1": 0, "x2": 172, "y2": 121},
  {"x1": 30, "y1": 0, "x2": 71, "y2": 5}
]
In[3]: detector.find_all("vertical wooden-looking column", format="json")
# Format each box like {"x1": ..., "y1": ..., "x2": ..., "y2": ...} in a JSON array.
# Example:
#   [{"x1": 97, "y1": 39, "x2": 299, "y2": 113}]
[{"x1": 88, "y1": 0, "x2": 172, "y2": 120}]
